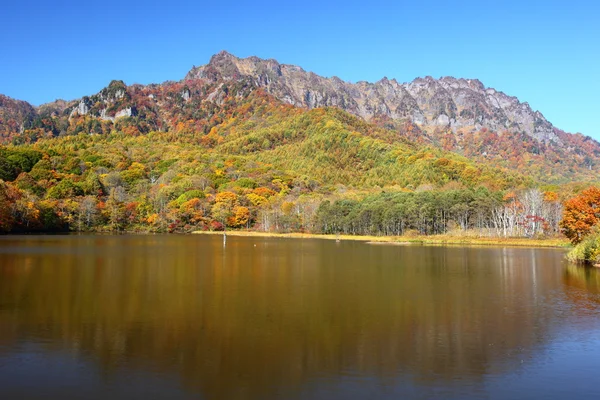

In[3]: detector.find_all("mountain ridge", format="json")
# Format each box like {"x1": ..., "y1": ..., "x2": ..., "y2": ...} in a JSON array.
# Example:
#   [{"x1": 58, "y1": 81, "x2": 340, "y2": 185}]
[
  {"x1": 186, "y1": 51, "x2": 558, "y2": 143},
  {"x1": 0, "y1": 50, "x2": 565, "y2": 141},
  {"x1": 1, "y1": 51, "x2": 599, "y2": 183}
]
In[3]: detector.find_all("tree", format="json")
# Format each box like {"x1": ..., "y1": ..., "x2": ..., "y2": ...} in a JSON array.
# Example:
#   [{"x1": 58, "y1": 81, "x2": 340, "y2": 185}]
[
  {"x1": 229, "y1": 206, "x2": 250, "y2": 228},
  {"x1": 0, "y1": 181, "x2": 17, "y2": 231},
  {"x1": 104, "y1": 187, "x2": 127, "y2": 231},
  {"x1": 180, "y1": 198, "x2": 204, "y2": 225},
  {"x1": 79, "y1": 196, "x2": 98, "y2": 229},
  {"x1": 46, "y1": 178, "x2": 83, "y2": 199},
  {"x1": 560, "y1": 187, "x2": 600, "y2": 244},
  {"x1": 211, "y1": 201, "x2": 232, "y2": 228}
]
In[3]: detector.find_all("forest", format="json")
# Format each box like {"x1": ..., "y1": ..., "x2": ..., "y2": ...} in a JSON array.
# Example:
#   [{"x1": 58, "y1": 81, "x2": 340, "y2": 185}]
[{"x1": 0, "y1": 124, "x2": 576, "y2": 240}]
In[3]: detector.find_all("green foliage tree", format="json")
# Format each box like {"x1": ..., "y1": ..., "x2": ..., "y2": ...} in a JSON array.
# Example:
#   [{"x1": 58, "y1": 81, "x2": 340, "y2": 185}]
[{"x1": 46, "y1": 178, "x2": 83, "y2": 199}]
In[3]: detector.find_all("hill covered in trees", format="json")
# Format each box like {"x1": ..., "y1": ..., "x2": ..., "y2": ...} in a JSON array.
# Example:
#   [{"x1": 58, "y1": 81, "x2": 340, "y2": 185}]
[{"x1": 1, "y1": 87, "x2": 545, "y2": 234}]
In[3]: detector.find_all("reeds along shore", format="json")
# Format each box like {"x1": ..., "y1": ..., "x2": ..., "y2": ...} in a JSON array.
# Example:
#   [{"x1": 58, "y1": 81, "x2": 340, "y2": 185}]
[{"x1": 192, "y1": 230, "x2": 570, "y2": 248}]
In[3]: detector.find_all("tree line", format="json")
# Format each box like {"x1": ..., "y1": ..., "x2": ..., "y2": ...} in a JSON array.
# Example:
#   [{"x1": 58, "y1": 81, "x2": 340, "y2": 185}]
[{"x1": 313, "y1": 188, "x2": 562, "y2": 237}]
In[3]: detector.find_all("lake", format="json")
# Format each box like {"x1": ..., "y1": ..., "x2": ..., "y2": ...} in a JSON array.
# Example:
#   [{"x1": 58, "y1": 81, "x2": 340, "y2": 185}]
[{"x1": 1, "y1": 234, "x2": 599, "y2": 399}]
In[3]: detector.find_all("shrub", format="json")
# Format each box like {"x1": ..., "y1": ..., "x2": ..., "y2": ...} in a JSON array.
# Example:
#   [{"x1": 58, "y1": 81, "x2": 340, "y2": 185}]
[
  {"x1": 210, "y1": 220, "x2": 224, "y2": 231},
  {"x1": 236, "y1": 178, "x2": 257, "y2": 189},
  {"x1": 567, "y1": 229, "x2": 600, "y2": 265}
]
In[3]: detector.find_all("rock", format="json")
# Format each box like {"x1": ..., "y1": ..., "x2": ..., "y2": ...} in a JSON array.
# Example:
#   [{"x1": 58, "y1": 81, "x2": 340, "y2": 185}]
[
  {"x1": 186, "y1": 52, "x2": 561, "y2": 144},
  {"x1": 73, "y1": 100, "x2": 89, "y2": 116},
  {"x1": 115, "y1": 108, "x2": 132, "y2": 119}
]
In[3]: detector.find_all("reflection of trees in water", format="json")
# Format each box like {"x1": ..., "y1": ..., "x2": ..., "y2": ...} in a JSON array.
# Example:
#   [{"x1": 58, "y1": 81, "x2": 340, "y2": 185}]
[
  {"x1": 563, "y1": 263, "x2": 600, "y2": 314},
  {"x1": 0, "y1": 236, "x2": 567, "y2": 399},
  {"x1": 564, "y1": 263, "x2": 600, "y2": 293}
]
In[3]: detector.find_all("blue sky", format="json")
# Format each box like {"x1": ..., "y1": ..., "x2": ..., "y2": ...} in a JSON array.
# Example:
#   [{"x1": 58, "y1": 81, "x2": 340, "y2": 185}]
[{"x1": 1, "y1": 0, "x2": 598, "y2": 138}]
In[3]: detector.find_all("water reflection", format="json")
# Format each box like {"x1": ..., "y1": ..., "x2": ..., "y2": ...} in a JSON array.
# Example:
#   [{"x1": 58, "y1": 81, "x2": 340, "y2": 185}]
[
  {"x1": 564, "y1": 263, "x2": 600, "y2": 294},
  {"x1": 0, "y1": 235, "x2": 583, "y2": 399}
]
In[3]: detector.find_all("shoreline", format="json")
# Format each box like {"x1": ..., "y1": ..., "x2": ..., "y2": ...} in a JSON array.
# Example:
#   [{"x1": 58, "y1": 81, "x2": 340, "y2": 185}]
[{"x1": 191, "y1": 230, "x2": 570, "y2": 249}]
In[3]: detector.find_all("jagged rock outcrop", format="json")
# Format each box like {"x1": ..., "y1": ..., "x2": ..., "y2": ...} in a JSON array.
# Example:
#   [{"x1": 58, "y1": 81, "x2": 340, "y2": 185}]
[
  {"x1": 186, "y1": 51, "x2": 558, "y2": 143},
  {"x1": 0, "y1": 51, "x2": 569, "y2": 145},
  {"x1": 68, "y1": 80, "x2": 136, "y2": 121}
]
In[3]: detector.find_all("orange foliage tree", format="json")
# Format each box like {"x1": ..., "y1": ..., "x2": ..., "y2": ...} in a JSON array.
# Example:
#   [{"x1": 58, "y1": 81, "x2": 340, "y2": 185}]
[{"x1": 560, "y1": 187, "x2": 600, "y2": 244}]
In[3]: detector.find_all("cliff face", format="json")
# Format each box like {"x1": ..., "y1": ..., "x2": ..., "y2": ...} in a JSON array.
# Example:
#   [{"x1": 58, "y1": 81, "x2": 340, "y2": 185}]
[{"x1": 185, "y1": 51, "x2": 559, "y2": 143}]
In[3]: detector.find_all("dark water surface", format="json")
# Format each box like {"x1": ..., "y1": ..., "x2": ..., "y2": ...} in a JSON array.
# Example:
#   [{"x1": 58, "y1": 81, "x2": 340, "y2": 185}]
[{"x1": 1, "y1": 235, "x2": 600, "y2": 399}]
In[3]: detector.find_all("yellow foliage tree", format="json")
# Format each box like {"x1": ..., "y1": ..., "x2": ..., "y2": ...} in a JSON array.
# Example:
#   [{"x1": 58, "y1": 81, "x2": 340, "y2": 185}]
[
  {"x1": 215, "y1": 191, "x2": 238, "y2": 207},
  {"x1": 246, "y1": 193, "x2": 268, "y2": 206},
  {"x1": 228, "y1": 206, "x2": 250, "y2": 228}
]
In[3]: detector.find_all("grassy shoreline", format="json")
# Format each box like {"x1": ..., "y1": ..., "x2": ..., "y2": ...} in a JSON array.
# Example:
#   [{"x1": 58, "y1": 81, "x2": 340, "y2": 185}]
[{"x1": 191, "y1": 230, "x2": 570, "y2": 248}]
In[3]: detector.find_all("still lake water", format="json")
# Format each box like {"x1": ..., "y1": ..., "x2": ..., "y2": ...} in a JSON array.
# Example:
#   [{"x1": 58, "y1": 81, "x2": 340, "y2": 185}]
[{"x1": 1, "y1": 235, "x2": 600, "y2": 399}]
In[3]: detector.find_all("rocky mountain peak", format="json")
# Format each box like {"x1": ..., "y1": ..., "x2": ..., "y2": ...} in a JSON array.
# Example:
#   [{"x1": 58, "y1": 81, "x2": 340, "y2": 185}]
[
  {"x1": 211, "y1": 49, "x2": 236, "y2": 60},
  {"x1": 184, "y1": 52, "x2": 560, "y2": 143}
]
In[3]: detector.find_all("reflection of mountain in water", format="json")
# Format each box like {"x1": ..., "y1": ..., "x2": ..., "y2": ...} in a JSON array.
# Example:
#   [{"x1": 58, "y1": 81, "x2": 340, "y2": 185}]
[{"x1": 0, "y1": 236, "x2": 568, "y2": 399}]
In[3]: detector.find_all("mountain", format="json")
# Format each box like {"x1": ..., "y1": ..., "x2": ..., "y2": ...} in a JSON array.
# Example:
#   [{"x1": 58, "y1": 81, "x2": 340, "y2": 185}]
[
  {"x1": 0, "y1": 52, "x2": 587, "y2": 235},
  {"x1": 1, "y1": 51, "x2": 599, "y2": 183},
  {"x1": 185, "y1": 52, "x2": 600, "y2": 182},
  {"x1": 188, "y1": 51, "x2": 557, "y2": 143}
]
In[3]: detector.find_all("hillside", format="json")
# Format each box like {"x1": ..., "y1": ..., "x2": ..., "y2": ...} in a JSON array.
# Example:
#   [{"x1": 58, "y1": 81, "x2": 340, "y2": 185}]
[
  {"x1": 187, "y1": 52, "x2": 600, "y2": 182},
  {"x1": 0, "y1": 94, "x2": 37, "y2": 138},
  {"x1": 1, "y1": 52, "x2": 599, "y2": 183}
]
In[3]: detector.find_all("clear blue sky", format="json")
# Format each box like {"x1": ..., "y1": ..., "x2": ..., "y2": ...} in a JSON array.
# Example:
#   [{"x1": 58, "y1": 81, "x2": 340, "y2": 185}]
[{"x1": 1, "y1": 0, "x2": 598, "y2": 138}]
